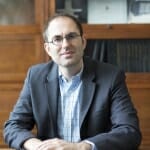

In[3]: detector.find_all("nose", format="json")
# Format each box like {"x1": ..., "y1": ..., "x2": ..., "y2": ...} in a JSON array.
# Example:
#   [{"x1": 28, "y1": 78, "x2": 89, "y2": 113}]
[{"x1": 61, "y1": 37, "x2": 70, "y2": 47}]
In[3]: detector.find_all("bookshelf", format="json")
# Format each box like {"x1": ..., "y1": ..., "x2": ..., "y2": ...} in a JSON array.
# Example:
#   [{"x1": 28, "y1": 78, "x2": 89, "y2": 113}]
[
  {"x1": 82, "y1": 24, "x2": 150, "y2": 39},
  {"x1": 53, "y1": 0, "x2": 150, "y2": 39}
]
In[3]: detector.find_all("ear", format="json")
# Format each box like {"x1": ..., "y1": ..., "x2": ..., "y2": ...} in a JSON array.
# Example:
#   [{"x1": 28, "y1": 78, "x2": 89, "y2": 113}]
[
  {"x1": 82, "y1": 35, "x2": 87, "y2": 50},
  {"x1": 44, "y1": 43, "x2": 50, "y2": 54}
]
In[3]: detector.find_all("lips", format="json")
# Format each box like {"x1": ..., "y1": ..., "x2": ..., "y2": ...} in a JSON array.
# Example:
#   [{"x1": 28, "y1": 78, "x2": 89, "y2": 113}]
[{"x1": 61, "y1": 51, "x2": 74, "y2": 56}]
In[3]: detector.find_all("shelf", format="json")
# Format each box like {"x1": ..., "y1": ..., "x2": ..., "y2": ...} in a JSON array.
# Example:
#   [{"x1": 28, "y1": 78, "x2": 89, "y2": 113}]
[
  {"x1": 0, "y1": 25, "x2": 41, "y2": 34},
  {"x1": 82, "y1": 24, "x2": 150, "y2": 39}
]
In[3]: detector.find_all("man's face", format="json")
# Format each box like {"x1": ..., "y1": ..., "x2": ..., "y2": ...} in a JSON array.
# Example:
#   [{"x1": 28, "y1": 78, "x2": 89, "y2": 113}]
[{"x1": 44, "y1": 17, "x2": 86, "y2": 68}]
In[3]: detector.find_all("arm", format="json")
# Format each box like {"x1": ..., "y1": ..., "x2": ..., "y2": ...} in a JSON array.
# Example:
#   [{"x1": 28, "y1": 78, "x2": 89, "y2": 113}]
[
  {"x1": 3, "y1": 68, "x2": 36, "y2": 149},
  {"x1": 85, "y1": 70, "x2": 142, "y2": 150}
]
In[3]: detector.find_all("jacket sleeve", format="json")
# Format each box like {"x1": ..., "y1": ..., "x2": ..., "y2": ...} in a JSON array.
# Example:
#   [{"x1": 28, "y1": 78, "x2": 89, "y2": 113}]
[
  {"x1": 86, "y1": 70, "x2": 142, "y2": 150},
  {"x1": 3, "y1": 67, "x2": 36, "y2": 149}
]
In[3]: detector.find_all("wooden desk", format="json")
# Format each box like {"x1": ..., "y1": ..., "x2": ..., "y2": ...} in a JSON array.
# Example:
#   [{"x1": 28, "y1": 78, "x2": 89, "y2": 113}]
[
  {"x1": 0, "y1": 149, "x2": 15, "y2": 150},
  {"x1": 0, "y1": 147, "x2": 150, "y2": 150},
  {"x1": 0, "y1": 149, "x2": 14, "y2": 150},
  {"x1": 1, "y1": 147, "x2": 149, "y2": 150},
  {"x1": 139, "y1": 146, "x2": 150, "y2": 150},
  {"x1": 2, "y1": 149, "x2": 149, "y2": 150}
]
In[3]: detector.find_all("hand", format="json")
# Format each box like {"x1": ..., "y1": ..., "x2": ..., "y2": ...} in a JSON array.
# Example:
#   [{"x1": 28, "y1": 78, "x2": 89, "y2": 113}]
[
  {"x1": 23, "y1": 138, "x2": 42, "y2": 150},
  {"x1": 24, "y1": 138, "x2": 92, "y2": 150}
]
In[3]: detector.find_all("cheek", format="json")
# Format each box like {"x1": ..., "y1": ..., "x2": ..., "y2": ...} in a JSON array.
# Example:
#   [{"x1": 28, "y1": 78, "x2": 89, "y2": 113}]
[
  {"x1": 48, "y1": 48, "x2": 59, "y2": 59},
  {"x1": 46, "y1": 49, "x2": 52, "y2": 57},
  {"x1": 49, "y1": 50, "x2": 55, "y2": 57}
]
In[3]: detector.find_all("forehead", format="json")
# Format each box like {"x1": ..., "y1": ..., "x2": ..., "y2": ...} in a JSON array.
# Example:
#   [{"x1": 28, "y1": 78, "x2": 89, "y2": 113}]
[{"x1": 46, "y1": 17, "x2": 79, "y2": 37}]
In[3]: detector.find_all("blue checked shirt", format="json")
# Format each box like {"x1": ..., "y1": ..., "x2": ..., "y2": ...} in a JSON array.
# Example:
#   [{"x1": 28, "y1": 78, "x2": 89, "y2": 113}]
[
  {"x1": 58, "y1": 70, "x2": 82, "y2": 142},
  {"x1": 57, "y1": 68, "x2": 97, "y2": 150}
]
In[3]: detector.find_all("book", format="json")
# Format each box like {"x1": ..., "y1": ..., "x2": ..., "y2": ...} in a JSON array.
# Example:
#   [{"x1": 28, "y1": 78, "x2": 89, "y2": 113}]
[{"x1": 84, "y1": 39, "x2": 150, "y2": 72}]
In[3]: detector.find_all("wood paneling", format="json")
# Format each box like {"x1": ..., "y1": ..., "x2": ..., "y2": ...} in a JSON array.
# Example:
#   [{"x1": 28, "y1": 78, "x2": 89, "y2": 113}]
[
  {"x1": 0, "y1": 86, "x2": 35, "y2": 147},
  {"x1": 0, "y1": 34, "x2": 43, "y2": 73},
  {"x1": 0, "y1": 0, "x2": 49, "y2": 147},
  {"x1": 126, "y1": 73, "x2": 150, "y2": 149},
  {"x1": 0, "y1": 33, "x2": 44, "y2": 147}
]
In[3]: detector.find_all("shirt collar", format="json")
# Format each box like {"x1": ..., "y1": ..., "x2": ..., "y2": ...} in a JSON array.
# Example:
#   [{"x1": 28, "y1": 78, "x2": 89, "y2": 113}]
[{"x1": 58, "y1": 65, "x2": 84, "y2": 83}]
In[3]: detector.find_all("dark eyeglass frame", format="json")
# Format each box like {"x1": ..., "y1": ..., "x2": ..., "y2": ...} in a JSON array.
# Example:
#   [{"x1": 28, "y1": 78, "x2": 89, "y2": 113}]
[{"x1": 47, "y1": 32, "x2": 81, "y2": 46}]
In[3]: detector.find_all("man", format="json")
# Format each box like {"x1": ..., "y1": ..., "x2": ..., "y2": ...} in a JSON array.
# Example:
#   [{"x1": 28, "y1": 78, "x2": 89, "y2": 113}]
[{"x1": 4, "y1": 13, "x2": 141, "y2": 150}]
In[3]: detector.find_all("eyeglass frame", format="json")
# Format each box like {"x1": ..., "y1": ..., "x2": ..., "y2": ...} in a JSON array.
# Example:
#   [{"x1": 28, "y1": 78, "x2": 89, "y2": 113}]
[{"x1": 46, "y1": 32, "x2": 81, "y2": 46}]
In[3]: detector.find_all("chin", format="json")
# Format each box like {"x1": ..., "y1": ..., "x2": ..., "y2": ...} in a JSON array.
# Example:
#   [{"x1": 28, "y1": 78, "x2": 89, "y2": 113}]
[{"x1": 62, "y1": 61, "x2": 77, "y2": 67}]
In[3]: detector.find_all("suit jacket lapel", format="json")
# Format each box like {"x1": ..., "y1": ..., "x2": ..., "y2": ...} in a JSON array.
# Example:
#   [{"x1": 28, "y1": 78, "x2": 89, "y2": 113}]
[
  {"x1": 44, "y1": 64, "x2": 59, "y2": 133},
  {"x1": 79, "y1": 59, "x2": 96, "y2": 128}
]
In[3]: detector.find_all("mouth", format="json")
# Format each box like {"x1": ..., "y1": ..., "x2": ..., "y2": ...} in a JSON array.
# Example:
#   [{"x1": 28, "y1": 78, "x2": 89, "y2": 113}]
[{"x1": 61, "y1": 51, "x2": 74, "y2": 57}]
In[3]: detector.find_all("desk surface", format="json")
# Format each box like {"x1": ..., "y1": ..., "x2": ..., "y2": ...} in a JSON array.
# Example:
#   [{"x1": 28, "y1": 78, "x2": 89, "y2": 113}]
[
  {"x1": 2, "y1": 148, "x2": 150, "y2": 150},
  {"x1": 1, "y1": 149, "x2": 150, "y2": 150},
  {"x1": 1, "y1": 148, "x2": 150, "y2": 150},
  {"x1": 0, "y1": 149, "x2": 14, "y2": 150},
  {"x1": 1, "y1": 147, "x2": 150, "y2": 150}
]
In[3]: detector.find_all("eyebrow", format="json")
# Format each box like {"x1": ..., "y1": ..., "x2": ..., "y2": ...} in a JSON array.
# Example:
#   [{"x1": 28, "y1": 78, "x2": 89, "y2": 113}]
[
  {"x1": 52, "y1": 32, "x2": 79, "y2": 37},
  {"x1": 51, "y1": 34, "x2": 61, "y2": 38}
]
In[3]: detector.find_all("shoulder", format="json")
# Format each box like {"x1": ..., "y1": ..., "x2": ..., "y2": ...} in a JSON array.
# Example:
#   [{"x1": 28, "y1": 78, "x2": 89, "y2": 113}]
[
  {"x1": 84, "y1": 56, "x2": 123, "y2": 74},
  {"x1": 26, "y1": 60, "x2": 57, "y2": 80},
  {"x1": 83, "y1": 57, "x2": 125, "y2": 82},
  {"x1": 29, "y1": 61, "x2": 53, "y2": 71}
]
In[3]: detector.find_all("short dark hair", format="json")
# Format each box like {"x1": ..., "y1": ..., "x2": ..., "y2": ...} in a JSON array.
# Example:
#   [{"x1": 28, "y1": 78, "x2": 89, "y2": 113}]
[{"x1": 43, "y1": 13, "x2": 83, "y2": 42}]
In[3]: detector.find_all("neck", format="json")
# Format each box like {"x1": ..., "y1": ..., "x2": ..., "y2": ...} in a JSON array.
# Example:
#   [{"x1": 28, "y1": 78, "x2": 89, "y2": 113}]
[{"x1": 59, "y1": 60, "x2": 83, "y2": 81}]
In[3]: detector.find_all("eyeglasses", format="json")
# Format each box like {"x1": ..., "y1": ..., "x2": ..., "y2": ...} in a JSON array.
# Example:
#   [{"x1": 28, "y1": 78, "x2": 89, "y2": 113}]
[{"x1": 47, "y1": 32, "x2": 81, "y2": 46}]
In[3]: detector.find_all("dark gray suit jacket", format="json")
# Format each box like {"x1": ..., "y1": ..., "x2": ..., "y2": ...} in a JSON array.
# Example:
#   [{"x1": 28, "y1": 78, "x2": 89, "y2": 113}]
[{"x1": 4, "y1": 57, "x2": 141, "y2": 150}]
